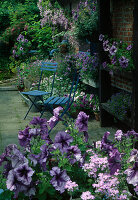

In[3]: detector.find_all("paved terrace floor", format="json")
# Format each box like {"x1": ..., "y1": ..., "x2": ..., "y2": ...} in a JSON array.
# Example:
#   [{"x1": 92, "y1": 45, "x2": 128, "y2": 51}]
[{"x1": 0, "y1": 81, "x2": 117, "y2": 154}]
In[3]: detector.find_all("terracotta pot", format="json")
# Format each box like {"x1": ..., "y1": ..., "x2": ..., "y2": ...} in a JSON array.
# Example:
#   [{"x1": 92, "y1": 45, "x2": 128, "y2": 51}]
[{"x1": 94, "y1": 112, "x2": 100, "y2": 121}]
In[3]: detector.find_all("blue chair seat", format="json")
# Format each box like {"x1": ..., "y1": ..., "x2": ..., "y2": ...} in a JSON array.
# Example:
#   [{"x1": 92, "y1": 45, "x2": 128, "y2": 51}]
[{"x1": 22, "y1": 90, "x2": 50, "y2": 96}]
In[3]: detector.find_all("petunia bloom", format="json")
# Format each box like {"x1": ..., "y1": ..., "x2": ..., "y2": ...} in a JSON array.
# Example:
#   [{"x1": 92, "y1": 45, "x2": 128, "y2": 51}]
[
  {"x1": 75, "y1": 112, "x2": 89, "y2": 132},
  {"x1": 50, "y1": 167, "x2": 70, "y2": 193},
  {"x1": 125, "y1": 161, "x2": 138, "y2": 186},
  {"x1": 108, "y1": 149, "x2": 121, "y2": 175},
  {"x1": 54, "y1": 131, "x2": 73, "y2": 153}
]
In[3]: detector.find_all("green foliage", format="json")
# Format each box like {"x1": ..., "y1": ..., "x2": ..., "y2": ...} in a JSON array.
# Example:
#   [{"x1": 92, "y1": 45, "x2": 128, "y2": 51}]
[
  {"x1": 24, "y1": 21, "x2": 54, "y2": 57},
  {"x1": 73, "y1": 0, "x2": 98, "y2": 41}
]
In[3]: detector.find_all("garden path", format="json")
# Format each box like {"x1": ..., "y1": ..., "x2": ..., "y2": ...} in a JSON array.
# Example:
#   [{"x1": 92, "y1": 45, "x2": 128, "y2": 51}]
[{"x1": 0, "y1": 82, "x2": 117, "y2": 154}]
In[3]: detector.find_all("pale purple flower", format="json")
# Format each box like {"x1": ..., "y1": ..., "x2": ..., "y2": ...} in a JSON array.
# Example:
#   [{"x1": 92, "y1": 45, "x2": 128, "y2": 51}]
[
  {"x1": 48, "y1": 116, "x2": 58, "y2": 129},
  {"x1": 81, "y1": 191, "x2": 95, "y2": 200},
  {"x1": 119, "y1": 56, "x2": 129, "y2": 68},
  {"x1": 25, "y1": 39, "x2": 28, "y2": 43},
  {"x1": 50, "y1": 167, "x2": 70, "y2": 193},
  {"x1": 20, "y1": 47, "x2": 23, "y2": 51},
  {"x1": 103, "y1": 40, "x2": 110, "y2": 51},
  {"x1": 75, "y1": 112, "x2": 89, "y2": 132},
  {"x1": 54, "y1": 131, "x2": 73, "y2": 152},
  {"x1": 127, "y1": 45, "x2": 132, "y2": 51},
  {"x1": 115, "y1": 130, "x2": 123, "y2": 141},
  {"x1": 53, "y1": 106, "x2": 63, "y2": 118},
  {"x1": 10, "y1": 148, "x2": 28, "y2": 168},
  {"x1": 65, "y1": 180, "x2": 78, "y2": 192},
  {"x1": 14, "y1": 163, "x2": 34, "y2": 185},
  {"x1": 125, "y1": 161, "x2": 138, "y2": 186},
  {"x1": 109, "y1": 45, "x2": 117, "y2": 55},
  {"x1": 128, "y1": 149, "x2": 138, "y2": 163}
]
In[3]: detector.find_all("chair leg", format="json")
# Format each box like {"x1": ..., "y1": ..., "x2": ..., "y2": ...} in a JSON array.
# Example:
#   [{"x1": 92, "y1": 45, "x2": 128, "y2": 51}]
[{"x1": 24, "y1": 103, "x2": 34, "y2": 120}]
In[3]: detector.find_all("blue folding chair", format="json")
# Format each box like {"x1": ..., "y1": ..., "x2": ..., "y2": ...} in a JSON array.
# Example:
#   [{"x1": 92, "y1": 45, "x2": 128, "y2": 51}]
[
  {"x1": 40, "y1": 67, "x2": 81, "y2": 133},
  {"x1": 22, "y1": 62, "x2": 58, "y2": 119}
]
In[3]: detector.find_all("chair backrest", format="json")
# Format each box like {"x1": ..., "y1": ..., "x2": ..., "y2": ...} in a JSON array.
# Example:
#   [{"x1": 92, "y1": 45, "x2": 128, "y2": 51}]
[
  {"x1": 38, "y1": 62, "x2": 58, "y2": 96},
  {"x1": 66, "y1": 67, "x2": 81, "y2": 108}
]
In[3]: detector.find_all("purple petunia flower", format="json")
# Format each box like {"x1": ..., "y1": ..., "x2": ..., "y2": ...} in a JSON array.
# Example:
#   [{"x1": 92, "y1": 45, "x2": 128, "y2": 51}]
[
  {"x1": 128, "y1": 149, "x2": 138, "y2": 163},
  {"x1": 108, "y1": 148, "x2": 121, "y2": 175},
  {"x1": 25, "y1": 39, "x2": 28, "y2": 43},
  {"x1": 14, "y1": 163, "x2": 34, "y2": 185},
  {"x1": 109, "y1": 45, "x2": 117, "y2": 56},
  {"x1": 6, "y1": 169, "x2": 26, "y2": 192},
  {"x1": 66, "y1": 145, "x2": 81, "y2": 164},
  {"x1": 11, "y1": 148, "x2": 28, "y2": 168},
  {"x1": 75, "y1": 112, "x2": 89, "y2": 132},
  {"x1": 20, "y1": 47, "x2": 23, "y2": 51},
  {"x1": 50, "y1": 167, "x2": 70, "y2": 193},
  {"x1": 101, "y1": 131, "x2": 113, "y2": 152},
  {"x1": 39, "y1": 144, "x2": 49, "y2": 171},
  {"x1": 125, "y1": 161, "x2": 138, "y2": 186},
  {"x1": 99, "y1": 34, "x2": 104, "y2": 41},
  {"x1": 103, "y1": 40, "x2": 110, "y2": 51},
  {"x1": 48, "y1": 116, "x2": 58, "y2": 129},
  {"x1": 53, "y1": 106, "x2": 63, "y2": 118},
  {"x1": 127, "y1": 45, "x2": 132, "y2": 51},
  {"x1": 119, "y1": 56, "x2": 129, "y2": 68},
  {"x1": 18, "y1": 126, "x2": 31, "y2": 147},
  {"x1": 54, "y1": 131, "x2": 73, "y2": 153}
]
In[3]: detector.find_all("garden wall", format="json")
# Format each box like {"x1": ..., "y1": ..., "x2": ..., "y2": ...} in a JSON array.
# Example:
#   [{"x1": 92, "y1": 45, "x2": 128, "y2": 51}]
[{"x1": 111, "y1": 0, "x2": 134, "y2": 45}]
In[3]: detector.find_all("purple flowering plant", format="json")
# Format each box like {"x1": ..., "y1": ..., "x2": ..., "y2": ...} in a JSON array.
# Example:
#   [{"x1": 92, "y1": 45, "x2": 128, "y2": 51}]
[
  {"x1": 0, "y1": 109, "x2": 137, "y2": 199},
  {"x1": 107, "y1": 92, "x2": 132, "y2": 121},
  {"x1": 72, "y1": 0, "x2": 98, "y2": 41},
  {"x1": 70, "y1": 91, "x2": 99, "y2": 116},
  {"x1": 99, "y1": 34, "x2": 134, "y2": 72}
]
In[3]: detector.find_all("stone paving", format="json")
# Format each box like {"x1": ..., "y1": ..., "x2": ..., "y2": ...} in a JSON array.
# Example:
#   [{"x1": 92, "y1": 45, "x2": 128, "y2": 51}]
[{"x1": 0, "y1": 83, "x2": 117, "y2": 154}]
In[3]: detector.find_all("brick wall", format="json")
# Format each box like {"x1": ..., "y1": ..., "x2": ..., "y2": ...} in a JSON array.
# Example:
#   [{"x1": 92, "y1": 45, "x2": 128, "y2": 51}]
[{"x1": 111, "y1": 0, "x2": 134, "y2": 45}]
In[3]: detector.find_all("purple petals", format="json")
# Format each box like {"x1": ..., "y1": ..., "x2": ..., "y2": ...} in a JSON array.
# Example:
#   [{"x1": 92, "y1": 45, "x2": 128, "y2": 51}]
[
  {"x1": 102, "y1": 61, "x2": 107, "y2": 68},
  {"x1": 75, "y1": 112, "x2": 89, "y2": 132},
  {"x1": 103, "y1": 40, "x2": 110, "y2": 51},
  {"x1": 53, "y1": 106, "x2": 63, "y2": 118},
  {"x1": 18, "y1": 126, "x2": 31, "y2": 147},
  {"x1": 66, "y1": 145, "x2": 81, "y2": 164},
  {"x1": 125, "y1": 162, "x2": 138, "y2": 186},
  {"x1": 108, "y1": 149, "x2": 121, "y2": 175},
  {"x1": 115, "y1": 130, "x2": 123, "y2": 141},
  {"x1": 54, "y1": 131, "x2": 73, "y2": 152},
  {"x1": 99, "y1": 34, "x2": 104, "y2": 41},
  {"x1": 14, "y1": 163, "x2": 34, "y2": 185},
  {"x1": 50, "y1": 167, "x2": 70, "y2": 193},
  {"x1": 48, "y1": 116, "x2": 58, "y2": 129},
  {"x1": 119, "y1": 56, "x2": 129, "y2": 68},
  {"x1": 127, "y1": 45, "x2": 132, "y2": 50},
  {"x1": 109, "y1": 45, "x2": 117, "y2": 56}
]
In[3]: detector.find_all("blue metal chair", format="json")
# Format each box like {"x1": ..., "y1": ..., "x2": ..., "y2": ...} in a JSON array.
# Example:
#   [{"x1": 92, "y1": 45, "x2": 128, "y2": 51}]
[
  {"x1": 22, "y1": 62, "x2": 58, "y2": 119},
  {"x1": 40, "y1": 67, "x2": 81, "y2": 133}
]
